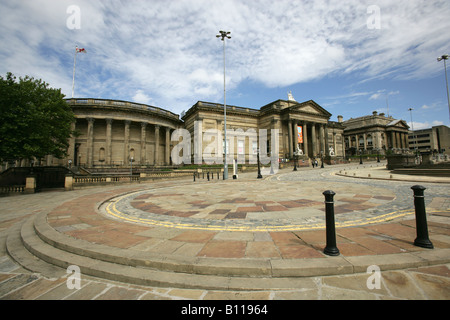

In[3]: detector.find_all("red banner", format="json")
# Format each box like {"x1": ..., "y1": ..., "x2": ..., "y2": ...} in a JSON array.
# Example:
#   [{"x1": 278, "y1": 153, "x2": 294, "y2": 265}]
[{"x1": 297, "y1": 125, "x2": 303, "y2": 144}]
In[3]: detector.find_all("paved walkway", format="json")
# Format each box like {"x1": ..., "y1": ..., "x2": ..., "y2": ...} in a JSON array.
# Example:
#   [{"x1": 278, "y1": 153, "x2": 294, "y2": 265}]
[{"x1": 1, "y1": 162, "x2": 449, "y2": 300}]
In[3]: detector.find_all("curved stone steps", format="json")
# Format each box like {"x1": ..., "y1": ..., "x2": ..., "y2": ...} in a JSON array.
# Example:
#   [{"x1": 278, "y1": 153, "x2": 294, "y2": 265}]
[
  {"x1": 9, "y1": 211, "x2": 447, "y2": 291},
  {"x1": 7, "y1": 214, "x2": 321, "y2": 290},
  {"x1": 6, "y1": 220, "x2": 67, "y2": 279},
  {"x1": 33, "y1": 211, "x2": 353, "y2": 279}
]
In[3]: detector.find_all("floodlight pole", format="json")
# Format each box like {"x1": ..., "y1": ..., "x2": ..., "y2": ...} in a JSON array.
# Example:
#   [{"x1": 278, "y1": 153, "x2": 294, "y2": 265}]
[
  {"x1": 408, "y1": 108, "x2": 419, "y2": 162},
  {"x1": 72, "y1": 47, "x2": 77, "y2": 98},
  {"x1": 437, "y1": 55, "x2": 450, "y2": 121},
  {"x1": 217, "y1": 31, "x2": 231, "y2": 180}
]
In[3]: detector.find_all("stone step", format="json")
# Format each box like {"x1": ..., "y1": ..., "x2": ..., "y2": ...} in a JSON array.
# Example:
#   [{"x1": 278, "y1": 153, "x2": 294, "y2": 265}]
[
  {"x1": 34, "y1": 211, "x2": 353, "y2": 279},
  {"x1": 6, "y1": 219, "x2": 66, "y2": 279},
  {"x1": 14, "y1": 215, "x2": 313, "y2": 290}
]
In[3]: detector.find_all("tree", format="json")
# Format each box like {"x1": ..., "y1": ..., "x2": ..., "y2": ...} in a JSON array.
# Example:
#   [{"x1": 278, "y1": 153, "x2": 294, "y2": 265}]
[{"x1": 0, "y1": 72, "x2": 76, "y2": 163}]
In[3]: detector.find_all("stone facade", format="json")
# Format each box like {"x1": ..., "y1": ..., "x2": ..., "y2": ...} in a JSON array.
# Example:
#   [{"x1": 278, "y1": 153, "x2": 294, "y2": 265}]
[
  {"x1": 341, "y1": 111, "x2": 410, "y2": 156},
  {"x1": 33, "y1": 97, "x2": 346, "y2": 169},
  {"x1": 61, "y1": 99, "x2": 182, "y2": 167},
  {"x1": 182, "y1": 99, "x2": 346, "y2": 164}
]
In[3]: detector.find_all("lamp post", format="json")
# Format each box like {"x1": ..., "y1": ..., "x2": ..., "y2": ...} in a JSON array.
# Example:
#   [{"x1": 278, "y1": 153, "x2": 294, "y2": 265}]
[
  {"x1": 408, "y1": 108, "x2": 418, "y2": 160},
  {"x1": 130, "y1": 156, "x2": 133, "y2": 179},
  {"x1": 217, "y1": 30, "x2": 231, "y2": 180},
  {"x1": 437, "y1": 54, "x2": 450, "y2": 121}
]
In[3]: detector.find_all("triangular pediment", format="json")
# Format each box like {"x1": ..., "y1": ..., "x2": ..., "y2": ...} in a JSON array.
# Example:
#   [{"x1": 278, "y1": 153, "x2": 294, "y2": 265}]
[
  {"x1": 296, "y1": 104, "x2": 321, "y2": 114},
  {"x1": 387, "y1": 119, "x2": 410, "y2": 129},
  {"x1": 289, "y1": 100, "x2": 332, "y2": 117}
]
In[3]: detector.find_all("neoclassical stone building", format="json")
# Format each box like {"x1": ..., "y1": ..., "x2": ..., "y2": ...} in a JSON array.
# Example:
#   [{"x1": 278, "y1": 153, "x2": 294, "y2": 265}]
[
  {"x1": 63, "y1": 98, "x2": 182, "y2": 167},
  {"x1": 182, "y1": 99, "x2": 345, "y2": 164},
  {"x1": 44, "y1": 97, "x2": 346, "y2": 168},
  {"x1": 341, "y1": 111, "x2": 410, "y2": 156}
]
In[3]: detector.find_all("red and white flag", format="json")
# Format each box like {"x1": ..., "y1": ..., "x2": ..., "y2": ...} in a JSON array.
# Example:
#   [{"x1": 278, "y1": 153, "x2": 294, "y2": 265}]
[{"x1": 76, "y1": 47, "x2": 86, "y2": 53}]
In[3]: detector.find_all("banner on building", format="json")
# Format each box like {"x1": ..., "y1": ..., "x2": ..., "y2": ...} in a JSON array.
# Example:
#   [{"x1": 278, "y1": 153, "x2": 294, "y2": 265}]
[{"x1": 297, "y1": 125, "x2": 303, "y2": 144}]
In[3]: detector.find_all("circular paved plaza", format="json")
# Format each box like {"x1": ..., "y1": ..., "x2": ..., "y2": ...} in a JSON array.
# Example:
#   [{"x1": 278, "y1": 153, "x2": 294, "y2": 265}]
[
  {"x1": 1, "y1": 162, "x2": 449, "y2": 300},
  {"x1": 101, "y1": 165, "x2": 448, "y2": 233}
]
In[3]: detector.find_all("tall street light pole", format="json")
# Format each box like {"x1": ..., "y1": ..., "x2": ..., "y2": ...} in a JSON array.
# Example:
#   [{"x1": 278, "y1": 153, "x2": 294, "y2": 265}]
[
  {"x1": 217, "y1": 30, "x2": 231, "y2": 180},
  {"x1": 437, "y1": 54, "x2": 450, "y2": 121},
  {"x1": 408, "y1": 108, "x2": 418, "y2": 162}
]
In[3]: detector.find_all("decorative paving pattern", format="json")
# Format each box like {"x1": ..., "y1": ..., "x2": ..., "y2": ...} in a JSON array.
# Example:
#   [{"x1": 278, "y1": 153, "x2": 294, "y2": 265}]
[{"x1": 101, "y1": 180, "x2": 409, "y2": 232}]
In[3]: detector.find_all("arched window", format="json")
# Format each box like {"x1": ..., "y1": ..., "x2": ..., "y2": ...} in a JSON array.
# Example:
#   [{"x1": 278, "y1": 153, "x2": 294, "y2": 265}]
[
  {"x1": 359, "y1": 136, "x2": 365, "y2": 148},
  {"x1": 367, "y1": 134, "x2": 373, "y2": 147}
]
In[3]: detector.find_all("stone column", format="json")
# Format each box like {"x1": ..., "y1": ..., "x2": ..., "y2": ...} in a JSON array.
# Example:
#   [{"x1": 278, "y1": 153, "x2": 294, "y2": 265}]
[
  {"x1": 141, "y1": 122, "x2": 147, "y2": 165},
  {"x1": 67, "y1": 122, "x2": 76, "y2": 166},
  {"x1": 165, "y1": 127, "x2": 171, "y2": 165},
  {"x1": 288, "y1": 120, "x2": 293, "y2": 158},
  {"x1": 303, "y1": 122, "x2": 308, "y2": 157},
  {"x1": 154, "y1": 125, "x2": 160, "y2": 165},
  {"x1": 363, "y1": 133, "x2": 367, "y2": 152},
  {"x1": 319, "y1": 124, "x2": 325, "y2": 155},
  {"x1": 86, "y1": 118, "x2": 95, "y2": 167},
  {"x1": 294, "y1": 120, "x2": 300, "y2": 155},
  {"x1": 311, "y1": 123, "x2": 317, "y2": 157},
  {"x1": 332, "y1": 132, "x2": 337, "y2": 156},
  {"x1": 395, "y1": 132, "x2": 400, "y2": 149},
  {"x1": 106, "y1": 118, "x2": 113, "y2": 165},
  {"x1": 123, "y1": 120, "x2": 130, "y2": 165}
]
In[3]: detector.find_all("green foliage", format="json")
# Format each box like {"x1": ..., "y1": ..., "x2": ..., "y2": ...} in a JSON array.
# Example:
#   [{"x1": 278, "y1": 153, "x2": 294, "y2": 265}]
[{"x1": 0, "y1": 72, "x2": 76, "y2": 162}]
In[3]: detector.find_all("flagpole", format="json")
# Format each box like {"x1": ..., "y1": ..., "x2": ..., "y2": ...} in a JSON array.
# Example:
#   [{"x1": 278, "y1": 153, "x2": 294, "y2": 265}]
[{"x1": 72, "y1": 46, "x2": 77, "y2": 98}]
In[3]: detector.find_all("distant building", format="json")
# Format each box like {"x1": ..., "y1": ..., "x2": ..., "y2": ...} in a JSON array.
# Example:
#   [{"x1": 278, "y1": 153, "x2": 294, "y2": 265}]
[
  {"x1": 341, "y1": 111, "x2": 410, "y2": 156},
  {"x1": 408, "y1": 125, "x2": 450, "y2": 156}
]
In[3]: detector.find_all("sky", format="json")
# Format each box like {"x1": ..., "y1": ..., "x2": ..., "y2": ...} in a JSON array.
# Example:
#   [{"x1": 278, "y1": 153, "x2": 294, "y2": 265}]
[{"x1": 1, "y1": 0, "x2": 450, "y2": 130}]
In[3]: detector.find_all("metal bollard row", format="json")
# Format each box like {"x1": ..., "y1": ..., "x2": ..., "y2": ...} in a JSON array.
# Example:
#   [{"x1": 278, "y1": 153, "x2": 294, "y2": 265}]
[
  {"x1": 322, "y1": 185, "x2": 433, "y2": 256},
  {"x1": 193, "y1": 171, "x2": 223, "y2": 182}
]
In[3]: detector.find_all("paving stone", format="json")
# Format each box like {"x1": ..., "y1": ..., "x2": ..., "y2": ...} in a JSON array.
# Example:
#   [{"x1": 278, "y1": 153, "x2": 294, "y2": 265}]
[
  {"x1": 197, "y1": 241, "x2": 247, "y2": 258},
  {"x1": 64, "y1": 282, "x2": 110, "y2": 300},
  {"x1": 1, "y1": 164, "x2": 449, "y2": 300}
]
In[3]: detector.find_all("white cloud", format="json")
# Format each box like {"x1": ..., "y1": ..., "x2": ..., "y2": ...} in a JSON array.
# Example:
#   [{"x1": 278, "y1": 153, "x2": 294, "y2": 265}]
[
  {"x1": 132, "y1": 90, "x2": 153, "y2": 105},
  {"x1": 410, "y1": 120, "x2": 444, "y2": 130},
  {"x1": 1, "y1": 0, "x2": 449, "y2": 113},
  {"x1": 369, "y1": 93, "x2": 382, "y2": 100}
]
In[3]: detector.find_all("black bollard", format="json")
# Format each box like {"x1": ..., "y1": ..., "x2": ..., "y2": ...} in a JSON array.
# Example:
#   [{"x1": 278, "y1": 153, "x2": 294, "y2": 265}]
[
  {"x1": 193, "y1": 172, "x2": 196, "y2": 182},
  {"x1": 411, "y1": 185, "x2": 434, "y2": 249},
  {"x1": 257, "y1": 151, "x2": 263, "y2": 179},
  {"x1": 207, "y1": 172, "x2": 210, "y2": 181},
  {"x1": 323, "y1": 190, "x2": 340, "y2": 256}
]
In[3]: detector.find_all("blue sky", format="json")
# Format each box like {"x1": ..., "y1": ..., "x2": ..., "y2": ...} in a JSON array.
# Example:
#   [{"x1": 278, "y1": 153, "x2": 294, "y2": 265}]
[{"x1": 1, "y1": 0, "x2": 449, "y2": 129}]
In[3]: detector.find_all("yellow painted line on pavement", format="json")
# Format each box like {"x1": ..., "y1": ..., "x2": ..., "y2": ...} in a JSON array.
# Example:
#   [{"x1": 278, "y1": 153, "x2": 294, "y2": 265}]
[{"x1": 101, "y1": 195, "x2": 446, "y2": 232}]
